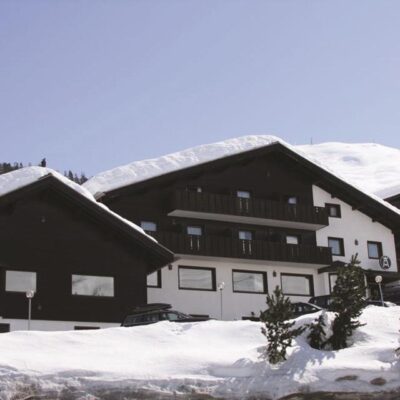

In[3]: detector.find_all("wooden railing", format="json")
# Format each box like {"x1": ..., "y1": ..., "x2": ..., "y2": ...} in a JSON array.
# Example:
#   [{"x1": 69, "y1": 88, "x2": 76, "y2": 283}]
[
  {"x1": 154, "y1": 232, "x2": 332, "y2": 265},
  {"x1": 172, "y1": 190, "x2": 329, "y2": 226}
]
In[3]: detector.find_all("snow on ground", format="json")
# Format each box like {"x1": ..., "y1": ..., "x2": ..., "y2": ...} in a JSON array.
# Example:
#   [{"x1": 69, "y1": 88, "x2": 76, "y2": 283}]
[
  {"x1": 0, "y1": 307, "x2": 398, "y2": 399},
  {"x1": 0, "y1": 166, "x2": 156, "y2": 242}
]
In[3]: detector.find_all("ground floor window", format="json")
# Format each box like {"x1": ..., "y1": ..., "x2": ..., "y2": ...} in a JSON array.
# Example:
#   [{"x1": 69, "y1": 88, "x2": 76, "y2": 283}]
[
  {"x1": 71, "y1": 274, "x2": 114, "y2": 297},
  {"x1": 147, "y1": 270, "x2": 162, "y2": 288},
  {"x1": 232, "y1": 270, "x2": 267, "y2": 293},
  {"x1": 281, "y1": 273, "x2": 314, "y2": 296},
  {"x1": 178, "y1": 266, "x2": 216, "y2": 291},
  {"x1": 329, "y1": 273, "x2": 338, "y2": 293},
  {"x1": 0, "y1": 323, "x2": 10, "y2": 333},
  {"x1": 5, "y1": 270, "x2": 37, "y2": 293}
]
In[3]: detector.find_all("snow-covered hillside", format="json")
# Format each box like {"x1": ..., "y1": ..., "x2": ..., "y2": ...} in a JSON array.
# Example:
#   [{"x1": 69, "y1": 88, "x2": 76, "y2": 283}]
[
  {"x1": 0, "y1": 307, "x2": 398, "y2": 399},
  {"x1": 298, "y1": 142, "x2": 400, "y2": 196}
]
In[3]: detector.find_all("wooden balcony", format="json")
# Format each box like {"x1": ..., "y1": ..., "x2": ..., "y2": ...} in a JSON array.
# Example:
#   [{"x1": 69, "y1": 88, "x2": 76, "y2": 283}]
[
  {"x1": 168, "y1": 190, "x2": 329, "y2": 231},
  {"x1": 154, "y1": 232, "x2": 332, "y2": 266}
]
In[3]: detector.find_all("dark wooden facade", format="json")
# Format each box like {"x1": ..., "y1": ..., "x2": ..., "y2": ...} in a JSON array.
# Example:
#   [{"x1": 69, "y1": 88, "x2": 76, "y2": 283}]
[
  {"x1": 0, "y1": 176, "x2": 173, "y2": 324},
  {"x1": 101, "y1": 152, "x2": 332, "y2": 265}
]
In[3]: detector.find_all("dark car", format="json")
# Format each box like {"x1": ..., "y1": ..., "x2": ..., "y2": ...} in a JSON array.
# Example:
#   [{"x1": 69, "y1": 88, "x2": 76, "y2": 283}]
[
  {"x1": 121, "y1": 303, "x2": 209, "y2": 327},
  {"x1": 292, "y1": 302, "x2": 322, "y2": 317},
  {"x1": 308, "y1": 295, "x2": 334, "y2": 310}
]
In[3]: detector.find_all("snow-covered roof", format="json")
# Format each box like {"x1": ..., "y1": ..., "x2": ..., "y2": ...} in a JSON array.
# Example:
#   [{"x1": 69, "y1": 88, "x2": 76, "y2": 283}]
[
  {"x1": 0, "y1": 166, "x2": 156, "y2": 242},
  {"x1": 375, "y1": 183, "x2": 400, "y2": 200},
  {"x1": 83, "y1": 135, "x2": 400, "y2": 219}
]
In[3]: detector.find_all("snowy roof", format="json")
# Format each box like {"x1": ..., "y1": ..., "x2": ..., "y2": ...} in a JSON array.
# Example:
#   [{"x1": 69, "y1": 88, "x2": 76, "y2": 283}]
[
  {"x1": 375, "y1": 183, "x2": 400, "y2": 200},
  {"x1": 0, "y1": 166, "x2": 157, "y2": 243},
  {"x1": 83, "y1": 135, "x2": 400, "y2": 219}
]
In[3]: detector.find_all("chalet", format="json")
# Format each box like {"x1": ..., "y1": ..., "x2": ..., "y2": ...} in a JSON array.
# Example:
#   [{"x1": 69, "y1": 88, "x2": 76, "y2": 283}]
[
  {"x1": 0, "y1": 167, "x2": 173, "y2": 332},
  {"x1": 84, "y1": 136, "x2": 400, "y2": 320}
]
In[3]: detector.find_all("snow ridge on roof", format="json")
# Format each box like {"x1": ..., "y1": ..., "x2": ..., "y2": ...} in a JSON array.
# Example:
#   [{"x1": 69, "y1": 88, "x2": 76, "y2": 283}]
[
  {"x1": 0, "y1": 166, "x2": 155, "y2": 241},
  {"x1": 84, "y1": 135, "x2": 400, "y2": 219},
  {"x1": 83, "y1": 135, "x2": 283, "y2": 195},
  {"x1": 375, "y1": 183, "x2": 400, "y2": 200}
]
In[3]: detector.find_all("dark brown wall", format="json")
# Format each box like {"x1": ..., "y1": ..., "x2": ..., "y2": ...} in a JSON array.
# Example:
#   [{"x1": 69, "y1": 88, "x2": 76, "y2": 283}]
[
  {"x1": 104, "y1": 154, "x2": 317, "y2": 244},
  {"x1": 0, "y1": 187, "x2": 148, "y2": 323}
]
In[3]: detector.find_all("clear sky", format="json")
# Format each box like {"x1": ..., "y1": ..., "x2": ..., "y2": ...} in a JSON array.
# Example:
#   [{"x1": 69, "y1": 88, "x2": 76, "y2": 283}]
[{"x1": 1, "y1": 1, "x2": 399, "y2": 176}]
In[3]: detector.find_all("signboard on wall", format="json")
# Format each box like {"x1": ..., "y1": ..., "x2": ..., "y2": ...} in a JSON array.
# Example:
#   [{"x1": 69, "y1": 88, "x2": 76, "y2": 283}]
[{"x1": 379, "y1": 255, "x2": 391, "y2": 270}]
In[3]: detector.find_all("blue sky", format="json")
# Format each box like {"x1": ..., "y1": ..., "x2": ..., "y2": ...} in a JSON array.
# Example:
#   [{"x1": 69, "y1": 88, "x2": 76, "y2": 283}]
[{"x1": 1, "y1": 1, "x2": 399, "y2": 176}]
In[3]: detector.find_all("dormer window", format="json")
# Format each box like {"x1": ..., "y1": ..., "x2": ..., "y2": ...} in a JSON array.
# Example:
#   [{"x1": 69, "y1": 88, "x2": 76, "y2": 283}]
[
  {"x1": 237, "y1": 190, "x2": 251, "y2": 199},
  {"x1": 187, "y1": 226, "x2": 202, "y2": 236},
  {"x1": 286, "y1": 235, "x2": 299, "y2": 245},
  {"x1": 239, "y1": 230, "x2": 253, "y2": 241},
  {"x1": 140, "y1": 221, "x2": 157, "y2": 233},
  {"x1": 287, "y1": 196, "x2": 298, "y2": 205}
]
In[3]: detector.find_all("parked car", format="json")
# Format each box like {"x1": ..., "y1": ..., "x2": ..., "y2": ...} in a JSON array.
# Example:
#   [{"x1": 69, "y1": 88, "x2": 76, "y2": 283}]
[
  {"x1": 309, "y1": 295, "x2": 394, "y2": 310},
  {"x1": 308, "y1": 295, "x2": 334, "y2": 310},
  {"x1": 292, "y1": 302, "x2": 322, "y2": 317},
  {"x1": 121, "y1": 303, "x2": 209, "y2": 327}
]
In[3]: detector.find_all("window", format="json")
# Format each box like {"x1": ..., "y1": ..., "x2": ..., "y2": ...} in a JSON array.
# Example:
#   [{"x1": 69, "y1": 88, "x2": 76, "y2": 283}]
[
  {"x1": 0, "y1": 324, "x2": 10, "y2": 333},
  {"x1": 147, "y1": 270, "x2": 162, "y2": 288},
  {"x1": 232, "y1": 270, "x2": 267, "y2": 293},
  {"x1": 237, "y1": 190, "x2": 251, "y2": 199},
  {"x1": 5, "y1": 270, "x2": 36, "y2": 293},
  {"x1": 71, "y1": 275, "x2": 114, "y2": 297},
  {"x1": 281, "y1": 273, "x2": 314, "y2": 296},
  {"x1": 286, "y1": 235, "x2": 299, "y2": 245},
  {"x1": 178, "y1": 266, "x2": 216, "y2": 291},
  {"x1": 328, "y1": 237, "x2": 345, "y2": 256},
  {"x1": 140, "y1": 221, "x2": 157, "y2": 233},
  {"x1": 74, "y1": 326, "x2": 100, "y2": 330},
  {"x1": 187, "y1": 226, "x2": 202, "y2": 236},
  {"x1": 367, "y1": 241, "x2": 383, "y2": 259},
  {"x1": 287, "y1": 196, "x2": 298, "y2": 205},
  {"x1": 326, "y1": 203, "x2": 341, "y2": 218},
  {"x1": 329, "y1": 273, "x2": 338, "y2": 293},
  {"x1": 239, "y1": 230, "x2": 253, "y2": 240},
  {"x1": 186, "y1": 186, "x2": 202, "y2": 193}
]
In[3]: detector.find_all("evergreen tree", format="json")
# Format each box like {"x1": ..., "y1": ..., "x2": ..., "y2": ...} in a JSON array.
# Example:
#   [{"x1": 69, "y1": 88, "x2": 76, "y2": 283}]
[
  {"x1": 260, "y1": 286, "x2": 304, "y2": 364},
  {"x1": 307, "y1": 313, "x2": 327, "y2": 350},
  {"x1": 327, "y1": 254, "x2": 366, "y2": 350},
  {"x1": 39, "y1": 158, "x2": 47, "y2": 167}
]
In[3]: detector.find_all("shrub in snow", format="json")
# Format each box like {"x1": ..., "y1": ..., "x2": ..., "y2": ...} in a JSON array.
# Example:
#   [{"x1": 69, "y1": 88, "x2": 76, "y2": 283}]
[
  {"x1": 327, "y1": 254, "x2": 366, "y2": 350},
  {"x1": 307, "y1": 313, "x2": 327, "y2": 350},
  {"x1": 260, "y1": 286, "x2": 304, "y2": 364}
]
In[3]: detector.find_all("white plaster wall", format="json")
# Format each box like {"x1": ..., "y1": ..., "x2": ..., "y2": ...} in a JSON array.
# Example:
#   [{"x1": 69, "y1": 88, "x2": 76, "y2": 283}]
[
  {"x1": 0, "y1": 318, "x2": 118, "y2": 332},
  {"x1": 313, "y1": 185, "x2": 398, "y2": 271},
  {"x1": 148, "y1": 258, "x2": 325, "y2": 320}
]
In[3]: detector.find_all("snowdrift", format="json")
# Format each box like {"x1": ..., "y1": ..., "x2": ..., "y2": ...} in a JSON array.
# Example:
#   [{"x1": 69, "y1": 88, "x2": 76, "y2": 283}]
[{"x1": 0, "y1": 306, "x2": 399, "y2": 399}]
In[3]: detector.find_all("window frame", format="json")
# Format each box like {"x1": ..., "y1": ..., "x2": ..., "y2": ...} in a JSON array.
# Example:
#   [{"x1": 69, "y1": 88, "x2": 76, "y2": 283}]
[
  {"x1": 329, "y1": 273, "x2": 338, "y2": 294},
  {"x1": 286, "y1": 234, "x2": 300, "y2": 245},
  {"x1": 325, "y1": 203, "x2": 341, "y2": 218},
  {"x1": 5, "y1": 270, "x2": 37, "y2": 294},
  {"x1": 367, "y1": 241, "x2": 383, "y2": 260},
  {"x1": 238, "y1": 229, "x2": 253, "y2": 241},
  {"x1": 280, "y1": 273, "x2": 314, "y2": 296},
  {"x1": 178, "y1": 266, "x2": 216, "y2": 292},
  {"x1": 186, "y1": 225, "x2": 203, "y2": 236},
  {"x1": 147, "y1": 269, "x2": 162, "y2": 288},
  {"x1": 140, "y1": 221, "x2": 157, "y2": 233},
  {"x1": 71, "y1": 273, "x2": 115, "y2": 298},
  {"x1": 287, "y1": 195, "x2": 298, "y2": 205},
  {"x1": 232, "y1": 269, "x2": 268, "y2": 294},
  {"x1": 236, "y1": 190, "x2": 251, "y2": 199},
  {"x1": 328, "y1": 237, "x2": 345, "y2": 256}
]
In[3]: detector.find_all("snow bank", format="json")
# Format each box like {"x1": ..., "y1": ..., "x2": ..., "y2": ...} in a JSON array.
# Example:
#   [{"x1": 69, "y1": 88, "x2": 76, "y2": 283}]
[
  {"x1": 0, "y1": 307, "x2": 398, "y2": 399},
  {"x1": 0, "y1": 166, "x2": 155, "y2": 241}
]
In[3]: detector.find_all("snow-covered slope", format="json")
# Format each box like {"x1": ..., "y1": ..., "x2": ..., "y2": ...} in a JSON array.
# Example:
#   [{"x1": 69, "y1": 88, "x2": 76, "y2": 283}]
[
  {"x1": 298, "y1": 142, "x2": 400, "y2": 196},
  {"x1": 0, "y1": 307, "x2": 398, "y2": 399},
  {"x1": 0, "y1": 166, "x2": 153, "y2": 240},
  {"x1": 83, "y1": 136, "x2": 400, "y2": 200}
]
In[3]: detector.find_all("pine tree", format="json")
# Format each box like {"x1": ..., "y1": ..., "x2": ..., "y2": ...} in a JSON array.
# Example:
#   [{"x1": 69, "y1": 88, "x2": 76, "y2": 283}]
[
  {"x1": 39, "y1": 158, "x2": 46, "y2": 167},
  {"x1": 327, "y1": 254, "x2": 366, "y2": 350},
  {"x1": 307, "y1": 313, "x2": 327, "y2": 350},
  {"x1": 260, "y1": 286, "x2": 304, "y2": 364}
]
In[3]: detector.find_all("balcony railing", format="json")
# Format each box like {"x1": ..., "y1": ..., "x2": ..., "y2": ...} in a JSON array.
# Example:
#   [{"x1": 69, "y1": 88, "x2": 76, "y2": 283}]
[
  {"x1": 171, "y1": 190, "x2": 329, "y2": 227},
  {"x1": 154, "y1": 232, "x2": 332, "y2": 265}
]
